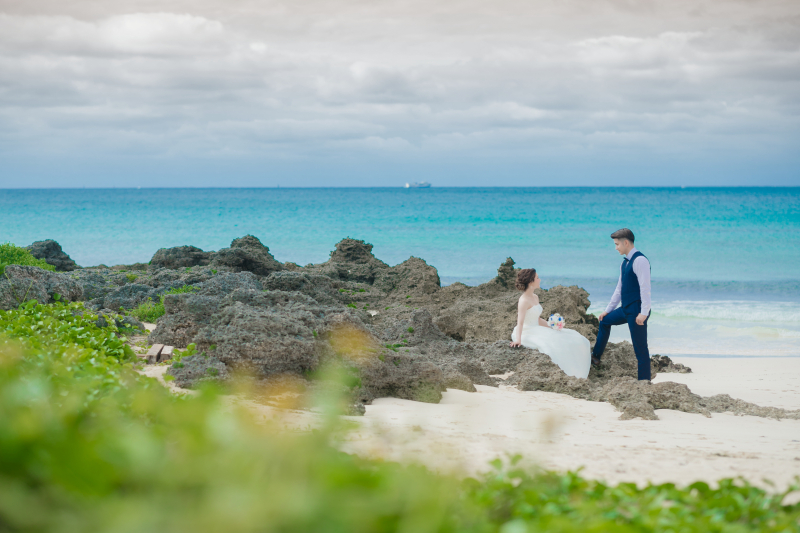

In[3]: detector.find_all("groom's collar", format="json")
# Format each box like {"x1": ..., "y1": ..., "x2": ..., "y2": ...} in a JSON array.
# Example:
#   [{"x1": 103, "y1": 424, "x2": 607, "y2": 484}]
[{"x1": 625, "y1": 247, "x2": 639, "y2": 260}]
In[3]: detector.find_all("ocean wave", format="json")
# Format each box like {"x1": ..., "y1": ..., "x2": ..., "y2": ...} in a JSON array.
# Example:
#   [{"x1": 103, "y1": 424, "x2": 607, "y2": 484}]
[{"x1": 651, "y1": 300, "x2": 800, "y2": 323}]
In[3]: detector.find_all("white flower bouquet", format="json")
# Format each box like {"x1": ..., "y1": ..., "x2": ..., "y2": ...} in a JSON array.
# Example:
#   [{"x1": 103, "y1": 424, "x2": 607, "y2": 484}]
[{"x1": 548, "y1": 313, "x2": 565, "y2": 330}]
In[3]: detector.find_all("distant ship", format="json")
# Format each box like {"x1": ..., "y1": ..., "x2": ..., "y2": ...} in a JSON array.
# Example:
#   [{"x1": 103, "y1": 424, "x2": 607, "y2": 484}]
[{"x1": 404, "y1": 182, "x2": 431, "y2": 188}]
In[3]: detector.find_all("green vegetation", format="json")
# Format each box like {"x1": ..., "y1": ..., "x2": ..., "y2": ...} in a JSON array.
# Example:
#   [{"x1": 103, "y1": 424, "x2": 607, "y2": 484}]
[
  {"x1": 408, "y1": 327, "x2": 415, "y2": 333},
  {"x1": 0, "y1": 301, "x2": 798, "y2": 532},
  {"x1": 125, "y1": 273, "x2": 138, "y2": 282},
  {"x1": 128, "y1": 285, "x2": 200, "y2": 323},
  {"x1": 0, "y1": 242, "x2": 55, "y2": 276}
]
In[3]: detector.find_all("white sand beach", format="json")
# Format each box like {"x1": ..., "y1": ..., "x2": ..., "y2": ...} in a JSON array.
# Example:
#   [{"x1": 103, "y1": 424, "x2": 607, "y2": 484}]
[
  {"x1": 142, "y1": 356, "x2": 800, "y2": 492},
  {"x1": 340, "y1": 356, "x2": 800, "y2": 491}
]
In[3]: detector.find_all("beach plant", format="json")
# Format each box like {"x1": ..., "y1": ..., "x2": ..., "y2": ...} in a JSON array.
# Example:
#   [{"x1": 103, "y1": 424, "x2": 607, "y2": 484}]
[
  {"x1": 125, "y1": 273, "x2": 138, "y2": 282},
  {"x1": 129, "y1": 285, "x2": 201, "y2": 322},
  {"x1": 0, "y1": 242, "x2": 55, "y2": 276},
  {"x1": 0, "y1": 301, "x2": 798, "y2": 533}
]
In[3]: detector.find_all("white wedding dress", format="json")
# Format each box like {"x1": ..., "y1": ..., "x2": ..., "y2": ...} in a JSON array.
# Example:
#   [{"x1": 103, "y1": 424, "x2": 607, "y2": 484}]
[{"x1": 511, "y1": 304, "x2": 591, "y2": 379}]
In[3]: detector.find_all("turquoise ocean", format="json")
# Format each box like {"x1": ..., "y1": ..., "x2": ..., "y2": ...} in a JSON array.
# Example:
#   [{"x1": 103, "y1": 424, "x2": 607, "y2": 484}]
[{"x1": 2, "y1": 187, "x2": 799, "y2": 357}]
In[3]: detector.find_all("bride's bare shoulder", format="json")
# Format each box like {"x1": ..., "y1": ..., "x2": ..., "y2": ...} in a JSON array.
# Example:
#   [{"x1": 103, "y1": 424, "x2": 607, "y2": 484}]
[{"x1": 518, "y1": 293, "x2": 537, "y2": 309}]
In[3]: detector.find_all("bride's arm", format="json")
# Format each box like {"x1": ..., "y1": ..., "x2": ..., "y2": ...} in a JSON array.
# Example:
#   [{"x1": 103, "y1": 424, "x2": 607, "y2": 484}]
[
  {"x1": 533, "y1": 295, "x2": 549, "y2": 327},
  {"x1": 510, "y1": 298, "x2": 532, "y2": 347}
]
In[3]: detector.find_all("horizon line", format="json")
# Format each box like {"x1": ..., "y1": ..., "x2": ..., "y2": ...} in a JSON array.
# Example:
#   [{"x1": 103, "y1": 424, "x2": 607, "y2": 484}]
[{"x1": 2, "y1": 185, "x2": 799, "y2": 191}]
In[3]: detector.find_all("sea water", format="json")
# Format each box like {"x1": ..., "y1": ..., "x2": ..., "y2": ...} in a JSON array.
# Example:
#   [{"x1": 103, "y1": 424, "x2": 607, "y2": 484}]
[{"x1": 2, "y1": 187, "x2": 798, "y2": 357}]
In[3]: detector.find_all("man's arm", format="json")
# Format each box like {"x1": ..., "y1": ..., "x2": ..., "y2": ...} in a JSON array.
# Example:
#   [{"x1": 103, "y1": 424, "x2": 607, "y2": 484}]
[
  {"x1": 633, "y1": 256, "x2": 651, "y2": 316},
  {"x1": 600, "y1": 273, "x2": 623, "y2": 320}
]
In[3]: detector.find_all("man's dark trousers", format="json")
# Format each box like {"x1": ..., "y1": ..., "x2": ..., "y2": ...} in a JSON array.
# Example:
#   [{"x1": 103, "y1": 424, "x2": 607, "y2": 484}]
[{"x1": 592, "y1": 302, "x2": 651, "y2": 380}]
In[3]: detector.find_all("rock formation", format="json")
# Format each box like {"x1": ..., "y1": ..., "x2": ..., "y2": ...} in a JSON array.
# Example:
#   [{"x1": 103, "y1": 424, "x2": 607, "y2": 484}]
[
  {"x1": 25, "y1": 240, "x2": 78, "y2": 271},
  {"x1": 209, "y1": 235, "x2": 284, "y2": 276},
  {"x1": 0, "y1": 265, "x2": 83, "y2": 310},
  {"x1": 149, "y1": 245, "x2": 211, "y2": 270},
  {"x1": 21, "y1": 234, "x2": 797, "y2": 423}
]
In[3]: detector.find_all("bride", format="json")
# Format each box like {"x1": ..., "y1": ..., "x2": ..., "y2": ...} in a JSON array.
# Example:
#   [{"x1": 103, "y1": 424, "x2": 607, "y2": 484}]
[{"x1": 510, "y1": 268, "x2": 591, "y2": 379}]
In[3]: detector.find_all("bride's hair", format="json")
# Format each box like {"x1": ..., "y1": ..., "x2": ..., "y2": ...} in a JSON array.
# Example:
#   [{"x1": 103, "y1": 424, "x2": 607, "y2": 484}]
[{"x1": 515, "y1": 268, "x2": 537, "y2": 291}]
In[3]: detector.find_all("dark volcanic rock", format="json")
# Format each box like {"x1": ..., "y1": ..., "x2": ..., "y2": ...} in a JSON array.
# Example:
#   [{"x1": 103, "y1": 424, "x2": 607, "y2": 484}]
[
  {"x1": 651, "y1": 354, "x2": 692, "y2": 374},
  {"x1": 209, "y1": 235, "x2": 284, "y2": 276},
  {"x1": 167, "y1": 354, "x2": 229, "y2": 388},
  {"x1": 150, "y1": 245, "x2": 211, "y2": 270},
  {"x1": 617, "y1": 401, "x2": 658, "y2": 420},
  {"x1": 196, "y1": 271, "x2": 262, "y2": 295},
  {"x1": 599, "y1": 379, "x2": 710, "y2": 418},
  {"x1": 374, "y1": 256, "x2": 441, "y2": 296},
  {"x1": 309, "y1": 238, "x2": 390, "y2": 285},
  {"x1": 0, "y1": 265, "x2": 83, "y2": 310},
  {"x1": 25, "y1": 240, "x2": 79, "y2": 271},
  {"x1": 262, "y1": 271, "x2": 345, "y2": 306},
  {"x1": 422, "y1": 258, "x2": 599, "y2": 343},
  {"x1": 507, "y1": 353, "x2": 596, "y2": 400},
  {"x1": 358, "y1": 353, "x2": 445, "y2": 404},
  {"x1": 539, "y1": 285, "x2": 599, "y2": 342},
  {"x1": 72, "y1": 270, "x2": 125, "y2": 303},
  {"x1": 588, "y1": 342, "x2": 642, "y2": 382},
  {"x1": 103, "y1": 284, "x2": 155, "y2": 311},
  {"x1": 151, "y1": 286, "x2": 325, "y2": 376}
]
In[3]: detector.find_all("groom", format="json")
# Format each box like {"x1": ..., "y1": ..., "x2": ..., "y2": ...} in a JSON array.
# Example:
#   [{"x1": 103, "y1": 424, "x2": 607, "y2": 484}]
[{"x1": 591, "y1": 228, "x2": 652, "y2": 381}]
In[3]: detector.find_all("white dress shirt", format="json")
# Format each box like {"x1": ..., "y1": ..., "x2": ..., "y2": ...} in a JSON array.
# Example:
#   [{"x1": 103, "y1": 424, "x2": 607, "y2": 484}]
[{"x1": 604, "y1": 247, "x2": 651, "y2": 316}]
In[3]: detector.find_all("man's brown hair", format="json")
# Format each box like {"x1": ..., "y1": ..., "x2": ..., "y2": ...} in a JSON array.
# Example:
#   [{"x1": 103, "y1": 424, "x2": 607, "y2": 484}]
[
  {"x1": 515, "y1": 268, "x2": 537, "y2": 291},
  {"x1": 610, "y1": 228, "x2": 635, "y2": 243}
]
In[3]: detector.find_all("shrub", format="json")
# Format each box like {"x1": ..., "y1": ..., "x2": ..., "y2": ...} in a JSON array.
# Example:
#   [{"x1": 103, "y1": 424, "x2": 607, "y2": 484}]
[
  {"x1": 129, "y1": 285, "x2": 200, "y2": 323},
  {"x1": 129, "y1": 297, "x2": 164, "y2": 323},
  {"x1": 0, "y1": 242, "x2": 55, "y2": 276},
  {"x1": 0, "y1": 302, "x2": 797, "y2": 533}
]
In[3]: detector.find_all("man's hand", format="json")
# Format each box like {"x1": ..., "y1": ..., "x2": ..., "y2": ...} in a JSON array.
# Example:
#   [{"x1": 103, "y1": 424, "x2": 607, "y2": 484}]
[
  {"x1": 598, "y1": 311, "x2": 608, "y2": 322},
  {"x1": 636, "y1": 313, "x2": 648, "y2": 326}
]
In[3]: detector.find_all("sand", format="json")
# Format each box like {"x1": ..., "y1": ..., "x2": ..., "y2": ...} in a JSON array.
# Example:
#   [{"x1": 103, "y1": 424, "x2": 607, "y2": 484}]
[
  {"x1": 141, "y1": 356, "x2": 800, "y2": 492},
  {"x1": 340, "y1": 356, "x2": 800, "y2": 491}
]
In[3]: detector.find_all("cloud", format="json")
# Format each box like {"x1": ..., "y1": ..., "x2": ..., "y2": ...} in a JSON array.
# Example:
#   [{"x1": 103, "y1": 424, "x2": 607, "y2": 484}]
[{"x1": 0, "y1": 0, "x2": 798, "y2": 185}]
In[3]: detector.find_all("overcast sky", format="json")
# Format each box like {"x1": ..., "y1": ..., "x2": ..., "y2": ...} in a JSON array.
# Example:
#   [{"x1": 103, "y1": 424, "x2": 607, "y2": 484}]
[{"x1": 0, "y1": 0, "x2": 798, "y2": 187}]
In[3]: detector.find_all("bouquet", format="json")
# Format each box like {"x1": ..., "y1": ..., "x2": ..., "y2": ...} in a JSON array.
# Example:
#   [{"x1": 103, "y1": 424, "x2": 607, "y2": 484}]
[{"x1": 548, "y1": 313, "x2": 565, "y2": 330}]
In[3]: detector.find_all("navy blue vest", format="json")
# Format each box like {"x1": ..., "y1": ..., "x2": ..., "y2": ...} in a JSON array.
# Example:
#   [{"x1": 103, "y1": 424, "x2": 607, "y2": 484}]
[{"x1": 620, "y1": 251, "x2": 648, "y2": 309}]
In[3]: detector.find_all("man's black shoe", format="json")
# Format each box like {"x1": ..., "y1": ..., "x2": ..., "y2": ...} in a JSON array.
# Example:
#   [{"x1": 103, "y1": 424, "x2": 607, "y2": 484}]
[{"x1": 591, "y1": 356, "x2": 602, "y2": 366}]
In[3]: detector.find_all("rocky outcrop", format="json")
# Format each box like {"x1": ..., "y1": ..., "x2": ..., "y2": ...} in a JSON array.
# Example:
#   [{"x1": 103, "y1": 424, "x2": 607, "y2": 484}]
[
  {"x1": 48, "y1": 235, "x2": 799, "y2": 423},
  {"x1": 0, "y1": 265, "x2": 83, "y2": 310},
  {"x1": 25, "y1": 240, "x2": 79, "y2": 271},
  {"x1": 357, "y1": 353, "x2": 445, "y2": 403},
  {"x1": 421, "y1": 259, "x2": 598, "y2": 343},
  {"x1": 168, "y1": 354, "x2": 229, "y2": 388},
  {"x1": 209, "y1": 236, "x2": 284, "y2": 276},
  {"x1": 651, "y1": 355, "x2": 692, "y2": 374},
  {"x1": 102, "y1": 284, "x2": 155, "y2": 311},
  {"x1": 148, "y1": 272, "x2": 264, "y2": 349},
  {"x1": 308, "y1": 238, "x2": 390, "y2": 285},
  {"x1": 374, "y1": 256, "x2": 441, "y2": 296},
  {"x1": 149, "y1": 245, "x2": 211, "y2": 270}
]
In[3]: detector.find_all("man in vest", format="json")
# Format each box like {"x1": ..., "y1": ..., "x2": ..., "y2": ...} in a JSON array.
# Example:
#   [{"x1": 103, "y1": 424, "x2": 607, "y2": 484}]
[{"x1": 591, "y1": 228, "x2": 652, "y2": 381}]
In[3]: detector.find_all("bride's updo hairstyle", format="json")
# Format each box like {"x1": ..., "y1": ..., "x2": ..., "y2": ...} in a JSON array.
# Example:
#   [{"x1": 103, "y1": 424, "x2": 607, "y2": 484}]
[{"x1": 515, "y1": 268, "x2": 537, "y2": 291}]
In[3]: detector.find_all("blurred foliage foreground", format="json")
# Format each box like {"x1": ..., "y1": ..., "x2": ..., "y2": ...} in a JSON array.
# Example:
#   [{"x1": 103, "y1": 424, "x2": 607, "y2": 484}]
[{"x1": 0, "y1": 301, "x2": 798, "y2": 533}]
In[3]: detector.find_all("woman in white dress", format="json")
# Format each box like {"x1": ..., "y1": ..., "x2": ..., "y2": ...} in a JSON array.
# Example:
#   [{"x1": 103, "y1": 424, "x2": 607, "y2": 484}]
[{"x1": 510, "y1": 268, "x2": 591, "y2": 379}]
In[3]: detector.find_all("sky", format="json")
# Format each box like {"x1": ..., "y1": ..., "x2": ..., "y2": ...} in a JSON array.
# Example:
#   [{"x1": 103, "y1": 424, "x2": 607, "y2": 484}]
[{"x1": 0, "y1": 0, "x2": 798, "y2": 187}]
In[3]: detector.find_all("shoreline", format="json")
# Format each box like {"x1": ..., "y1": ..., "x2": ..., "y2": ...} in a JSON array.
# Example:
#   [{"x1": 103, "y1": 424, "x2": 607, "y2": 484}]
[
  {"x1": 141, "y1": 355, "x2": 800, "y2": 492},
  {"x1": 341, "y1": 356, "x2": 800, "y2": 491}
]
